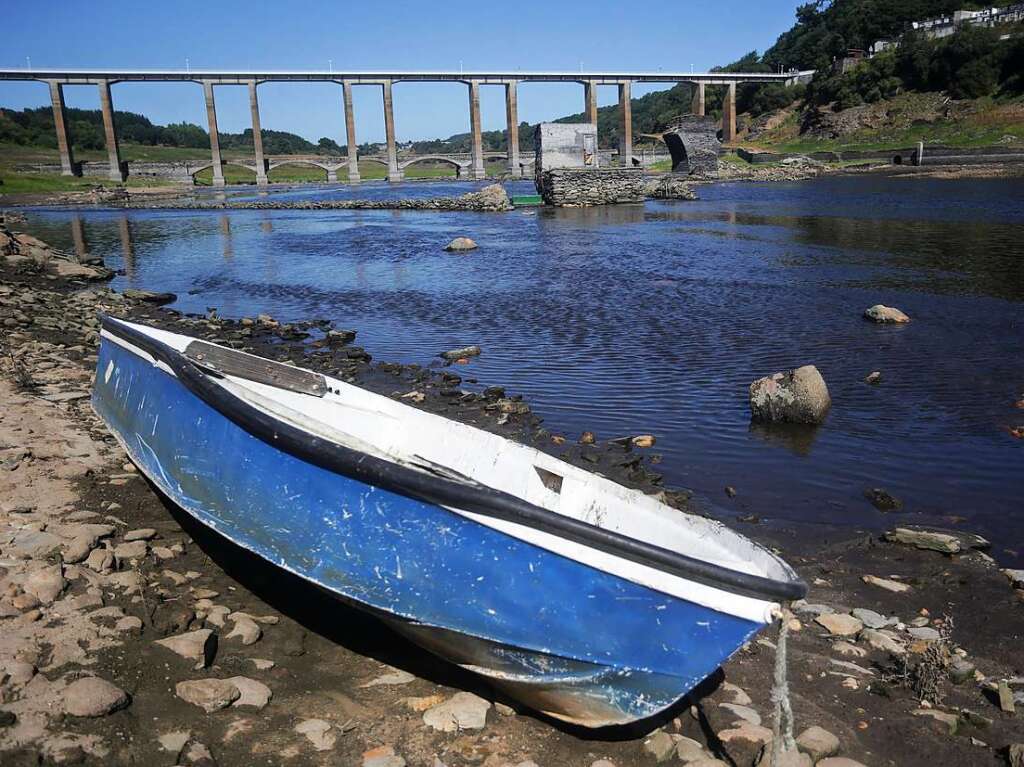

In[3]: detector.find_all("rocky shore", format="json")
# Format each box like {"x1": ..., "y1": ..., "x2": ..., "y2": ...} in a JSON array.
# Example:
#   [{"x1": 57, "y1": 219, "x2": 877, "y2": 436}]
[{"x1": 1, "y1": 223, "x2": 1023, "y2": 766}]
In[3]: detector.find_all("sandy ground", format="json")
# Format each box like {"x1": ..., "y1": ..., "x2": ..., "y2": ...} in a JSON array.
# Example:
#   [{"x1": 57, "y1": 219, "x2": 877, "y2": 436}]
[{"x1": 1, "y1": 222, "x2": 1023, "y2": 767}]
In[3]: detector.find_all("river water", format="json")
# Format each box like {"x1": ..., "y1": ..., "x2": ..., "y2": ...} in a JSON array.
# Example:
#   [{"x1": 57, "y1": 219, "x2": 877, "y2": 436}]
[{"x1": 16, "y1": 175, "x2": 1024, "y2": 562}]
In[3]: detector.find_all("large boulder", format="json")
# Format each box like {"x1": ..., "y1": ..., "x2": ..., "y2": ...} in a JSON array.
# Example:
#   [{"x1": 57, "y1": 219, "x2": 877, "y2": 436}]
[
  {"x1": 749, "y1": 365, "x2": 831, "y2": 425},
  {"x1": 444, "y1": 237, "x2": 478, "y2": 252},
  {"x1": 864, "y1": 304, "x2": 910, "y2": 323}
]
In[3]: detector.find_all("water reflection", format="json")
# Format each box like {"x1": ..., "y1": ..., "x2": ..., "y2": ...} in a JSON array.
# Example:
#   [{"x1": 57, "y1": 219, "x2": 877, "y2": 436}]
[
  {"x1": 118, "y1": 217, "x2": 135, "y2": 280},
  {"x1": 20, "y1": 175, "x2": 1024, "y2": 565},
  {"x1": 70, "y1": 215, "x2": 88, "y2": 261}
]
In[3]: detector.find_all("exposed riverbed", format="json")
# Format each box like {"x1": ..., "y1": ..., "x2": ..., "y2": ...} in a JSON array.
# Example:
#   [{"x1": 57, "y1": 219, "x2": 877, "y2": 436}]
[{"x1": 12, "y1": 175, "x2": 1024, "y2": 564}]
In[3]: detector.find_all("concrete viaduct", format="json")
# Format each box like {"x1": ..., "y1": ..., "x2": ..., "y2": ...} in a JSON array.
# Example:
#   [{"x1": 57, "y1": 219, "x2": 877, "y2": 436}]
[{"x1": 0, "y1": 68, "x2": 808, "y2": 186}]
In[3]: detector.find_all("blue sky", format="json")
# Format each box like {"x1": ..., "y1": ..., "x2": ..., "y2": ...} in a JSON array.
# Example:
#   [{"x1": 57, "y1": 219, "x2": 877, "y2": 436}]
[{"x1": 1, "y1": 1, "x2": 800, "y2": 144}]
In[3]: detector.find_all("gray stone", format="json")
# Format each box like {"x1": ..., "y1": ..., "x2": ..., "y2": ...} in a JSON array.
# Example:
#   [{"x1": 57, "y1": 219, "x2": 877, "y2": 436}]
[
  {"x1": 226, "y1": 615, "x2": 261, "y2": 645},
  {"x1": 913, "y1": 709, "x2": 959, "y2": 734},
  {"x1": 642, "y1": 730, "x2": 676, "y2": 762},
  {"x1": 864, "y1": 304, "x2": 910, "y2": 323},
  {"x1": 676, "y1": 736, "x2": 709, "y2": 762},
  {"x1": 793, "y1": 602, "x2": 834, "y2": 616},
  {"x1": 24, "y1": 565, "x2": 66, "y2": 604},
  {"x1": 175, "y1": 679, "x2": 240, "y2": 712},
  {"x1": 815, "y1": 613, "x2": 863, "y2": 637},
  {"x1": 851, "y1": 608, "x2": 892, "y2": 629},
  {"x1": 8, "y1": 530, "x2": 62, "y2": 559},
  {"x1": 949, "y1": 658, "x2": 976, "y2": 684},
  {"x1": 123, "y1": 289, "x2": 177, "y2": 305},
  {"x1": 124, "y1": 528, "x2": 157, "y2": 541},
  {"x1": 749, "y1": 365, "x2": 831, "y2": 425},
  {"x1": 422, "y1": 692, "x2": 491, "y2": 732},
  {"x1": 444, "y1": 237, "x2": 477, "y2": 252},
  {"x1": 717, "y1": 724, "x2": 773, "y2": 767},
  {"x1": 720, "y1": 702, "x2": 761, "y2": 726},
  {"x1": 63, "y1": 676, "x2": 130, "y2": 717},
  {"x1": 795, "y1": 726, "x2": 840, "y2": 761},
  {"x1": 1003, "y1": 569, "x2": 1024, "y2": 588},
  {"x1": 157, "y1": 730, "x2": 191, "y2": 753},
  {"x1": 84, "y1": 547, "x2": 115, "y2": 573},
  {"x1": 226, "y1": 676, "x2": 271, "y2": 709},
  {"x1": 908, "y1": 626, "x2": 941, "y2": 641},
  {"x1": 178, "y1": 739, "x2": 216, "y2": 767},
  {"x1": 113, "y1": 540, "x2": 148, "y2": 562},
  {"x1": 1007, "y1": 743, "x2": 1024, "y2": 767},
  {"x1": 294, "y1": 718, "x2": 336, "y2": 751},
  {"x1": 884, "y1": 527, "x2": 960, "y2": 553},
  {"x1": 862, "y1": 574, "x2": 912, "y2": 593},
  {"x1": 155, "y1": 629, "x2": 217, "y2": 668},
  {"x1": 62, "y1": 536, "x2": 95, "y2": 564},
  {"x1": 755, "y1": 750, "x2": 812, "y2": 767},
  {"x1": 861, "y1": 628, "x2": 906, "y2": 655}
]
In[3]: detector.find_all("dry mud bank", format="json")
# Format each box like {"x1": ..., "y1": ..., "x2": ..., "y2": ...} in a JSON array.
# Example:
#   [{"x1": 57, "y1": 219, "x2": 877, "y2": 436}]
[{"x1": 0, "y1": 223, "x2": 1023, "y2": 767}]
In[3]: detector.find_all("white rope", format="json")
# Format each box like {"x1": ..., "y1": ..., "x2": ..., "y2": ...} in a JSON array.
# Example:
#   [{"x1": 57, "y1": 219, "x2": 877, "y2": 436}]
[{"x1": 770, "y1": 605, "x2": 797, "y2": 765}]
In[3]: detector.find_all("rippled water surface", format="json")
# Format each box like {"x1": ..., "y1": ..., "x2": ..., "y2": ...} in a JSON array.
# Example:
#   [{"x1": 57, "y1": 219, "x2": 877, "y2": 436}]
[{"x1": 19, "y1": 176, "x2": 1024, "y2": 560}]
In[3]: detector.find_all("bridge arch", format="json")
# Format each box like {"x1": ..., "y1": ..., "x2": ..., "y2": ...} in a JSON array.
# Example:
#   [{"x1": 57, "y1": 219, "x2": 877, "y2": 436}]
[
  {"x1": 399, "y1": 155, "x2": 464, "y2": 172},
  {"x1": 190, "y1": 161, "x2": 257, "y2": 185},
  {"x1": 662, "y1": 115, "x2": 720, "y2": 176}
]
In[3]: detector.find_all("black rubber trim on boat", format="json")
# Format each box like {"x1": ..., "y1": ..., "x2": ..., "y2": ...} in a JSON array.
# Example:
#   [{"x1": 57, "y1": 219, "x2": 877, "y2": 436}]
[{"x1": 99, "y1": 315, "x2": 808, "y2": 604}]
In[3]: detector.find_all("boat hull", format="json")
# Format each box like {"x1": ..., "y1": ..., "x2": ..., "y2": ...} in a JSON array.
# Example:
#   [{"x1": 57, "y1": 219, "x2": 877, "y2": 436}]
[{"x1": 93, "y1": 329, "x2": 763, "y2": 727}]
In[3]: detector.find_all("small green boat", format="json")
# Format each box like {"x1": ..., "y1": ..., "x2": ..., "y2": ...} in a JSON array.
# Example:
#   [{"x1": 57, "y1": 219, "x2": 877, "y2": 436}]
[{"x1": 511, "y1": 194, "x2": 543, "y2": 207}]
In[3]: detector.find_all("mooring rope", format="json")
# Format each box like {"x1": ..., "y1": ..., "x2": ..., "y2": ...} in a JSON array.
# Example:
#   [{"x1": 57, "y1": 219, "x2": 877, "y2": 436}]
[{"x1": 770, "y1": 605, "x2": 797, "y2": 766}]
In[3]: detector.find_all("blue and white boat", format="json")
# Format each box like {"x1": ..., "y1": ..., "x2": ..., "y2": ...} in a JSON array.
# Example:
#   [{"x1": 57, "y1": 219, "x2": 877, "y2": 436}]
[{"x1": 92, "y1": 315, "x2": 806, "y2": 728}]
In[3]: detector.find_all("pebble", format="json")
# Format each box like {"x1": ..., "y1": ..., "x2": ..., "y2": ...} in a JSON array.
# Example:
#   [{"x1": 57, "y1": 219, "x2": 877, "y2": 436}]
[
  {"x1": 249, "y1": 658, "x2": 275, "y2": 671},
  {"x1": 155, "y1": 628, "x2": 218, "y2": 668},
  {"x1": 226, "y1": 615, "x2": 262, "y2": 645},
  {"x1": 158, "y1": 731, "x2": 192, "y2": 753},
  {"x1": 422, "y1": 691, "x2": 491, "y2": 732},
  {"x1": 832, "y1": 641, "x2": 867, "y2": 658},
  {"x1": 862, "y1": 574, "x2": 911, "y2": 593},
  {"x1": 175, "y1": 679, "x2": 241, "y2": 712},
  {"x1": 179, "y1": 739, "x2": 216, "y2": 766},
  {"x1": 793, "y1": 602, "x2": 834, "y2": 617},
  {"x1": 907, "y1": 626, "x2": 941, "y2": 641},
  {"x1": 124, "y1": 527, "x2": 157, "y2": 541},
  {"x1": 363, "y1": 745, "x2": 406, "y2": 767},
  {"x1": 642, "y1": 730, "x2": 676, "y2": 762},
  {"x1": 717, "y1": 723, "x2": 773, "y2": 767},
  {"x1": 815, "y1": 613, "x2": 863, "y2": 637},
  {"x1": 860, "y1": 628, "x2": 906, "y2": 655},
  {"x1": 361, "y1": 668, "x2": 416, "y2": 687},
  {"x1": 24, "y1": 565, "x2": 66, "y2": 604},
  {"x1": 226, "y1": 676, "x2": 272, "y2": 709},
  {"x1": 865, "y1": 371, "x2": 882, "y2": 384},
  {"x1": 721, "y1": 681, "x2": 753, "y2": 705},
  {"x1": 720, "y1": 702, "x2": 761, "y2": 726},
  {"x1": 63, "y1": 676, "x2": 130, "y2": 717},
  {"x1": 115, "y1": 615, "x2": 144, "y2": 633},
  {"x1": 113, "y1": 540, "x2": 149, "y2": 562},
  {"x1": 62, "y1": 536, "x2": 96, "y2": 564},
  {"x1": 84, "y1": 547, "x2": 115, "y2": 573},
  {"x1": 795, "y1": 725, "x2": 840, "y2": 760},
  {"x1": 294, "y1": 718, "x2": 337, "y2": 751},
  {"x1": 851, "y1": 608, "x2": 893, "y2": 629}
]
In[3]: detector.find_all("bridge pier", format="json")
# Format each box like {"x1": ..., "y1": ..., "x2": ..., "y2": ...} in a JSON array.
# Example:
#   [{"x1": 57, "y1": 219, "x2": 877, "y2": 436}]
[
  {"x1": 342, "y1": 80, "x2": 360, "y2": 183},
  {"x1": 505, "y1": 81, "x2": 520, "y2": 178},
  {"x1": 382, "y1": 80, "x2": 403, "y2": 183},
  {"x1": 618, "y1": 81, "x2": 633, "y2": 167},
  {"x1": 248, "y1": 80, "x2": 268, "y2": 186},
  {"x1": 202, "y1": 81, "x2": 225, "y2": 187},
  {"x1": 467, "y1": 80, "x2": 486, "y2": 181},
  {"x1": 97, "y1": 80, "x2": 126, "y2": 182},
  {"x1": 722, "y1": 82, "x2": 736, "y2": 143},
  {"x1": 583, "y1": 80, "x2": 600, "y2": 167},
  {"x1": 326, "y1": 168, "x2": 338, "y2": 183},
  {"x1": 48, "y1": 82, "x2": 79, "y2": 176},
  {"x1": 691, "y1": 82, "x2": 705, "y2": 117}
]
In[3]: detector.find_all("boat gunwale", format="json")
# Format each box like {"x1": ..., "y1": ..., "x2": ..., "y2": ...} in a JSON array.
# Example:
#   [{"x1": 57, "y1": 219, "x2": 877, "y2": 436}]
[{"x1": 97, "y1": 314, "x2": 807, "y2": 603}]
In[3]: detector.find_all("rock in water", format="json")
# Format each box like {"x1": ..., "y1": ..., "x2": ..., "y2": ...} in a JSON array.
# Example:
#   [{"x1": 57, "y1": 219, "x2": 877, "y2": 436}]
[
  {"x1": 123, "y1": 289, "x2": 177, "y2": 305},
  {"x1": 63, "y1": 677, "x2": 130, "y2": 717},
  {"x1": 444, "y1": 237, "x2": 478, "y2": 252},
  {"x1": 749, "y1": 365, "x2": 831, "y2": 424},
  {"x1": 439, "y1": 345, "x2": 482, "y2": 361},
  {"x1": 864, "y1": 304, "x2": 910, "y2": 323},
  {"x1": 864, "y1": 487, "x2": 902, "y2": 511}
]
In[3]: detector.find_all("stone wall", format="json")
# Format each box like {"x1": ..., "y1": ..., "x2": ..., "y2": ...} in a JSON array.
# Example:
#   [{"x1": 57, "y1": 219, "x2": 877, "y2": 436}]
[
  {"x1": 662, "y1": 116, "x2": 721, "y2": 177},
  {"x1": 536, "y1": 168, "x2": 645, "y2": 207}
]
